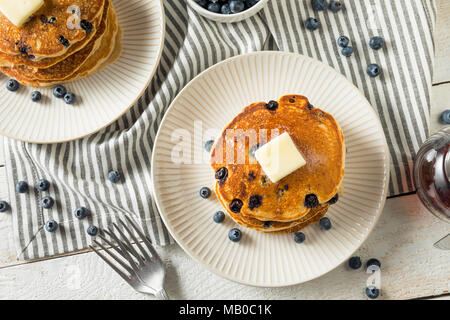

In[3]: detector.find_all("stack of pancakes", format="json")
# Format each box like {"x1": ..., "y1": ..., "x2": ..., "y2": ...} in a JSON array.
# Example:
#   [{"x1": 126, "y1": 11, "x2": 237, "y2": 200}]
[
  {"x1": 211, "y1": 95, "x2": 345, "y2": 233},
  {"x1": 0, "y1": 0, "x2": 121, "y2": 87}
]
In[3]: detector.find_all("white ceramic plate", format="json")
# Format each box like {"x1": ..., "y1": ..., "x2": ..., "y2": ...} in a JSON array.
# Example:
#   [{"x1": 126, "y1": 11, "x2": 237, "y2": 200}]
[
  {"x1": 0, "y1": 0, "x2": 165, "y2": 143},
  {"x1": 152, "y1": 52, "x2": 390, "y2": 287}
]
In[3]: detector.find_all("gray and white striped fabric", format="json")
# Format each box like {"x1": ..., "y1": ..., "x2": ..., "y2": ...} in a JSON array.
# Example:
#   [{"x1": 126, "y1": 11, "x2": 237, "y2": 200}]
[{"x1": 5, "y1": 0, "x2": 436, "y2": 260}]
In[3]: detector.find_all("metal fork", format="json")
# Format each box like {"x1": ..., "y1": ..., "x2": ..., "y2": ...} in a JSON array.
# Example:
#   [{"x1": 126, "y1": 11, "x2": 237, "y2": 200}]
[{"x1": 89, "y1": 215, "x2": 169, "y2": 299}]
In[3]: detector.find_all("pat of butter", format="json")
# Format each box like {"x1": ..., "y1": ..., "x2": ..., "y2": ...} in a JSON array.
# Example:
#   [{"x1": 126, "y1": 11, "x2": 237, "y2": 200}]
[
  {"x1": 255, "y1": 132, "x2": 306, "y2": 183},
  {"x1": 0, "y1": 0, "x2": 44, "y2": 27}
]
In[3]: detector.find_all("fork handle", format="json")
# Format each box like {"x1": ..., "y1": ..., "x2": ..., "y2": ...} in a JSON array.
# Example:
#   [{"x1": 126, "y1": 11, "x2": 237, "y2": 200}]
[{"x1": 155, "y1": 288, "x2": 169, "y2": 300}]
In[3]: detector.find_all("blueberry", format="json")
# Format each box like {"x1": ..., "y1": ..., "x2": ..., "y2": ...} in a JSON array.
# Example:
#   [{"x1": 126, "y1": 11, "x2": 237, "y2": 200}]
[
  {"x1": 6, "y1": 79, "x2": 19, "y2": 92},
  {"x1": 194, "y1": 0, "x2": 207, "y2": 6},
  {"x1": 367, "y1": 64, "x2": 382, "y2": 78},
  {"x1": 207, "y1": 2, "x2": 221, "y2": 13},
  {"x1": 341, "y1": 46, "x2": 354, "y2": 57},
  {"x1": 265, "y1": 100, "x2": 279, "y2": 110},
  {"x1": 327, "y1": 193, "x2": 339, "y2": 205},
  {"x1": 53, "y1": 85, "x2": 67, "y2": 98},
  {"x1": 305, "y1": 17, "x2": 320, "y2": 31},
  {"x1": 263, "y1": 221, "x2": 272, "y2": 228},
  {"x1": 221, "y1": 3, "x2": 231, "y2": 14},
  {"x1": 40, "y1": 15, "x2": 48, "y2": 23},
  {"x1": 228, "y1": 228, "x2": 242, "y2": 242},
  {"x1": 74, "y1": 206, "x2": 88, "y2": 220},
  {"x1": 441, "y1": 110, "x2": 450, "y2": 124},
  {"x1": 80, "y1": 20, "x2": 93, "y2": 35},
  {"x1": 45, "y1": 220, "x2": 58, "y2": 232},
  {"x1": 366, "y1": 258, "x2": 381, "y2": 269},
  {"x1": 213, "y1": 211, "x2": 225, "y2": 223},
  {"x1": 108, "y1": 170, "x2": 121, "y2": 183},
  {"x1": 329, "y1": 0, "x2": 342, "y2": 12},
  {"x1": 348, "y1": 256, "x2": 362, "y2": 269},
  {"x1": 215, "y1": 167, "x2": 228, "y2": 183},
  {"x1": 37, "y1": 179, "x2": 50, "y2": 191},
  {"x1": 245, "y1": 0, "x2": 260, "y2": 8},
  {"x1": 230, "y1": 0, "x2": 245, "y2": 13},
  {"x1": 87, "y1": 225, "x2": 99, "y2": 236},
  {"x1": 0, "y1": 200, "x2": 9, "y2": 212},
  {"x1": 311, "y1": 0, "x2": 328, "y2": 11},
  {"x1": 200, "y1": 187, "x2": 211, "y2": 199},
  {"x1": 48, "y1": 17, "x2": 56, "y2": 24},
  {"x1": 31, "y1": 91, "x2": 42, "y2": 102},
  {"x1": 369, "y1": 36, "x2": 385, "y2": 50},
  {"x1": 366, "y1": 286, "x2": 380, "y2": 299},
  {"x1": 229, "y1": 199, "x2": 244, "y2": 213},
  {"x1": 294, "y1": 232, "x2": 306, "y2": 244},
  {"x1": 248, "y1": 195, "x2": 262, "y2": 210},
  {"x1": 59, "y1": 36, "x2": 70, "y2": 47},
  {"x1": 204, "y1": 140, "x2": 214, "y2": 152},
  {"x1": 40, "y1": 196, "x2": 55, "y2": 209},
  {"x1": 304, "y1": 194, "x2": 319, "y2": 209},
  {"x1": 64, "y1": 92, "x2": 76, "y2": 105},
  {"x1": 337, "y1": 36, "x2": 350, "y2": 48},
  {"x1": 16, "y1": 181, "x2": 28, "y2": 193},
  {"x1": 319, "y1": 217, "x2": 332, "y2": 230}
]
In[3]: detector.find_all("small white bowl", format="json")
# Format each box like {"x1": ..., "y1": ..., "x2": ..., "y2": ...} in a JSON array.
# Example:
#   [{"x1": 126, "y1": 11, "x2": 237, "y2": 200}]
[{"x1": 187, "y1": 0, "x2": 270, "y2": 23}]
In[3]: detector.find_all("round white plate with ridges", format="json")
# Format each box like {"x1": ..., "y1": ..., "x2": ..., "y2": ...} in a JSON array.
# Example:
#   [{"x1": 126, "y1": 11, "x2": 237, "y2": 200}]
[
  {"x1": 0, "y1": 0, "x2": 165, "y2": 143},
  {"x1": 152, "y1": 52, "x2": 390, "y2": 287}
]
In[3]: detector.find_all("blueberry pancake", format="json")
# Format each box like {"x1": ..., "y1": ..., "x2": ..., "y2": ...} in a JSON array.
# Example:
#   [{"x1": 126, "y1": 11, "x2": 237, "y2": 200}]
[
  {"x1": 0, "y1": 12, "x2": 103, "y2": 69},
  {"x1": 0, "y1": 0, "x2": 105, "y2": 59},
  {"x1": 216, "y1": 183, "x2": 331, "y2": 233},
  {"x1": 0, "y1": 0, "x2": 118, "y2": 87},
  {"x1": 211, "y1": 95, "x2": 345, "y2": 224}
]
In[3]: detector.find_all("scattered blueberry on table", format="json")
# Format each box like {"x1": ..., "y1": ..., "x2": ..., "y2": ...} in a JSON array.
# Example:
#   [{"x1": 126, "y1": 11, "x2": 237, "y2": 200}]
[
  {"x1": 45, "y1": 220, "x2": 58, "y2": 232},
  {"x1": 200, "y1": 186, "x2": 211, "y2": 199},
  {"x1": 366, "y1": 258, "x2": 381, "y2": 269},
  {"x1": 37, "y1": 179, "x2": 50, "y2": 191},
  {"x1": 194, "y1": 0, "x2": 260, "y2": 14},
  {"x1": 16, "y1": 181, "x2": 29, "y2": 193},
  {"x1": 74, "y1": 206, "x2": 89, "y2": 220},
  {"x1": 204, "y1": 140, "x2": 214, "y2": 152},
  {"x1": 53, "y1": 85, "x2": 67, "y2": 99},
  {"x1": 337, "y1": 35, "x2": 350, "y2": 48},
  {"x1": 319, "y1": 217, "x2": 332, "y2": 230},
  {"x1": 311, "y1": 0, "x2": 328, "y2": 11},
  {"x1": 87, "y1": 225, "x2": 99, "y2": 236},
  {"x1": 6, "y1": 79, "x2": 19, "y2": 92},
  {"x1": 213, "y1": 211, "x2": 225, "y2": 223},
  {"x1": 305, "y1": 17, "x2": 320, "y2": 31},
  {"x1": 40, "y1": 196, "x2": 55, "y2": 209},
  {"x1": 329, "y1": 0, "x2": 343, "y2": 13},
  {"x1": 348, "y1": 256, "x2": 362, "y2": 269},
  {"x1": 440, "y1": 110, "x2": 450, "y2": 124},
  {"x1": 341, "y1": 46, "x2": 354, "y2": 57},
  {"x1": 64, "y1": 92, "x2": 76, "y2": 105},
  {"x1": 369, "y1": 36, "x2": 385, "y2": 50},
  {"x1": 228, "y1": 228, "x2": 242, "y2": 242},
  {"x1": 0, "y1": 200, "x2": 9, "y2": 212},
  {"x1": 365, "y1": 286, "x2": 380, "y2": 299},
  {"x1": 108, "y1": 170, "x2": 121, "y2": 183},
  {"x1": 367, "y1": 64, "x2": 382, "y2": 78},
  {"x1": 294, "y1": 232, "x2": 306, "y2": 244},
  {"x1": 31, "y1": 91, "x2": 42, "y2": 102}
]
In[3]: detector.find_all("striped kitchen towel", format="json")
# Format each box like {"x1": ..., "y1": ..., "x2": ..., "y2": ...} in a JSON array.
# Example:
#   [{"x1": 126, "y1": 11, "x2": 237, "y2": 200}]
[{"x1": 4, "y1": 0, "x2": 436, "y2": 260}]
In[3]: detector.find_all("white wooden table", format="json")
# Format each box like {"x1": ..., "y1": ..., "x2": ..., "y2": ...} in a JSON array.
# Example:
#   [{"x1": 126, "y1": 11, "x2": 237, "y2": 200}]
[{"x1": 0, "y1": 1, "x2": 449, "y2": 300}]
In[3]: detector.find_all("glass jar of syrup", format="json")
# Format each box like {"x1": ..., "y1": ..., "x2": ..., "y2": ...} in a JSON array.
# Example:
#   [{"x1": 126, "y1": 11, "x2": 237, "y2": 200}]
[{"x1": 413, "y1": 127, "x2": 450, "y2": 223}]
